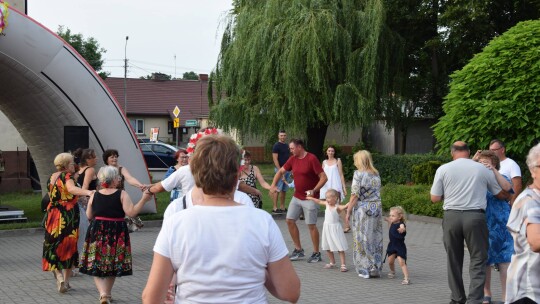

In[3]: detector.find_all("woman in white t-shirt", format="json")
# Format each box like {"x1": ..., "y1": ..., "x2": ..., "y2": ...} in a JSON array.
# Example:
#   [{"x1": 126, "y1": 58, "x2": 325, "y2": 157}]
[{"x1": 142, "y1": 135, "x2": 300, "y2": 304}]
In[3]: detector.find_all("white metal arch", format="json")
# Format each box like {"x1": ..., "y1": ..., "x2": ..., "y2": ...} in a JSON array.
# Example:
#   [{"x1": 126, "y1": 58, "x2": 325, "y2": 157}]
[{"x1": 0, "y1": 8, "x2": 156, "y2": 212}]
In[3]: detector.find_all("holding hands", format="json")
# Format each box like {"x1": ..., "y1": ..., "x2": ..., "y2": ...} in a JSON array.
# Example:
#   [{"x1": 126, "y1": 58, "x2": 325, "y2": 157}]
[{"x1": 141, "y1": 191, "x2": 153, "y2": 203}]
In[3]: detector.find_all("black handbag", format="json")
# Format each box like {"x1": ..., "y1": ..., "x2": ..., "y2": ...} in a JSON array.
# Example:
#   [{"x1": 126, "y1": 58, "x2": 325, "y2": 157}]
[
  {"x1": 41, "y1": 194, "x2": 50, "y2": 213},
  {"x1": 125, "y1": 216, "x2": 144, "y2": 233}
]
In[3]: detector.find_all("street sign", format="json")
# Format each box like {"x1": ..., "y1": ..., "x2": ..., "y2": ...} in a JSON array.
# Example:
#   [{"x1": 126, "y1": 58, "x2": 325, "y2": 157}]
[
  {"x1": 173, "y1": 106, "x2": 180, "y2": 118},
  {"x1": 185, "y1": 119, "x2": 198, "y2": 127},
  {"x1": 173, "y1": 118, "x2": 180, "y2": 128}
]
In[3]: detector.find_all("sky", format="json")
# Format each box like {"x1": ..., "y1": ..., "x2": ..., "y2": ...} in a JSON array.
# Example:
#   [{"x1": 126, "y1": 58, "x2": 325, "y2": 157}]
[{"x1": 27, "y1": 0, "x2": 233, "y2": 79}]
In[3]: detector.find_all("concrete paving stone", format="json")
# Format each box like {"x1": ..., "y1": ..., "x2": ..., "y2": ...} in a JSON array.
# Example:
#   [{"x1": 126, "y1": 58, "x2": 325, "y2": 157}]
[{"x1": 0, "y1": 218, "x2": 504, "y2": 303}]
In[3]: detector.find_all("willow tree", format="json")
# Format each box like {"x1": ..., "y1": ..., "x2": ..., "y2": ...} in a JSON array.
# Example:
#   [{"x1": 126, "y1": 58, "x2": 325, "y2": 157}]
[{"x1": 209, "y1": 0, "x2": 395, "y2": 157}]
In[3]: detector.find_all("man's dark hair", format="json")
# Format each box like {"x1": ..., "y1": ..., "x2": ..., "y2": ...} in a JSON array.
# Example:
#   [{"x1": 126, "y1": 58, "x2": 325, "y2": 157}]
[
  {"x1": 290, "y1": 138, "x2": 305, "y2": 148},
  {"x1": 489, "y1": 139, "x2": 505, "y2": 148},
  {"x1": 278, "y1": 130, "x2": 286, "y2": 134}
]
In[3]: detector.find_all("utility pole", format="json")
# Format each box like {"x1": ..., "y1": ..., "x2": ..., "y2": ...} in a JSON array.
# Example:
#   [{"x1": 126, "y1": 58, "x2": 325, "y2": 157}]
[
  {"x1": 174, "y1": 54, "x2": 177, "y2": 80},
  {"x1": 123, "y1": 36, "x2": 129, "y2": 114}
]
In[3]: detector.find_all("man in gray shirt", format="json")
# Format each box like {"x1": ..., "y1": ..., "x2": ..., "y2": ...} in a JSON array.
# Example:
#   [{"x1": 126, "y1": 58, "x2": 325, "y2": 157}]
[{"x1": 431, "y1": 141, "x2": 507, "y2": 304}]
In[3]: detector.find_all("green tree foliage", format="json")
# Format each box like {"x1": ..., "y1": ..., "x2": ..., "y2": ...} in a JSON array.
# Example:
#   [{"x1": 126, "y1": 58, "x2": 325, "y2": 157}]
[
  {"x1": 433, "y1": 20, "x2": 540, "y2": 160},
  {"x1": 439, "y1": 0, "x2": 540, "y2": 73},
  {"x1": 182, "y1": 71, "x2": 199, "y2": 80},
  {"x1": 377, "y1": 0, "x2": 445, "y2": 153},
  {"x1": 379, "y1": 0, "x2": 539, "y2": 154},
  {"x1": 140, "y1": 72, "x2": 172, "y2": 80},
  {"x1": 209, "y1": 0, "x2": 397, "y2": 158},
  {"x1": 56, "y1": 26, "x2": 109, "y2": 79}
]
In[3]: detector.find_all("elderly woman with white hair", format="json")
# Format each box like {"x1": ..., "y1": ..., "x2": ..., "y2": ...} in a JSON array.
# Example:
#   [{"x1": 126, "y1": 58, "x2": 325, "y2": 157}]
[
  {"x1": 505, "y1": 143, "x2": 540, "y2": 304},
  {"x1": 79, "y1": 166, "x2": 152, "y2": 304}
]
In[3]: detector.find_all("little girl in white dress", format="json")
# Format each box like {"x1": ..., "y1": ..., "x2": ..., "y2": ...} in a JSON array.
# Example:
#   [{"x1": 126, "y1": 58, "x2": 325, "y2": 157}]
[{"x1": 308, "y1": 189, "x2": 349, "y2": 272}]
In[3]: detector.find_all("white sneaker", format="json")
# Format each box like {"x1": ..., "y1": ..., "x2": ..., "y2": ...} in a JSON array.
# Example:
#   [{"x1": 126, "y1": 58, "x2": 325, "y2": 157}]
[{"x1": 358, "y1": 273, "x2": 370, "y2": 279}]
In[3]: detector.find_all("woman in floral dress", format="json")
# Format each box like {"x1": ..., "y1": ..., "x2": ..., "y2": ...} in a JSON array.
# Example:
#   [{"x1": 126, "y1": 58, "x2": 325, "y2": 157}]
[
  {"x1": 345, "y1": 150, "x2": 383, "y2": 279},
  {"x1": 239, "y1": 151, "x2": 272, "y2": 208},
  {"x1": 79, "y1": 166, "x2": 151, "y2": 304},
  {"x1": 43, "y1": 153, "x2": 94, "y2": 293}
]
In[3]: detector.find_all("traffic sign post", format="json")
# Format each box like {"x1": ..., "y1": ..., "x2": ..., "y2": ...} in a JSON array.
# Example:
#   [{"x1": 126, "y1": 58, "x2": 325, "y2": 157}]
[
  {"x1": 173, "y1": 106, "x2": 180, "y2": 148},
  {"x1": 185, "y1": 120, "x2": 198, "y2": 127}
]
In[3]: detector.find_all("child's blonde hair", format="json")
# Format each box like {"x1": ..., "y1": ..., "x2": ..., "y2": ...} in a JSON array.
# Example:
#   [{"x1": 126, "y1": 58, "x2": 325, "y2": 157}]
[
  {"x1": 390, "y1": 206, "x2": 407, "y2": 223},
  {"x1": 325, "y1": 189, "x2": 341, "y2": 203}
]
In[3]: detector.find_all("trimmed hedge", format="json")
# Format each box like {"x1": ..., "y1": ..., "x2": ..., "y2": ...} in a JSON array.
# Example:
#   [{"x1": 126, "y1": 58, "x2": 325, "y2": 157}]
[
  {"x1": 343, "y1": 153, "x2": 450, "y2": 184},
  {"x1": 381, "y1": 183, "x2": 443, "y2": 218},
  {"x1": 412, "y1": 161, "x2": 443, "y2": 185}
]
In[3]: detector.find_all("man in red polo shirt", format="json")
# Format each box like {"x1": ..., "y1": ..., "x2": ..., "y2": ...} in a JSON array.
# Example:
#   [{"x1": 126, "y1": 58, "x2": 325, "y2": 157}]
[{"x1": 270, "y1": 139, "x2": 328, "y2": 263}]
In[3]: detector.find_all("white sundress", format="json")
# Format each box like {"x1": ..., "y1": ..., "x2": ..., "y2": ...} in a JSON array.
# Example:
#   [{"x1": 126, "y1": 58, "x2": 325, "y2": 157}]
[
  {"x1": 321, "y1": 203, "x2": 349, "y2": 252},
  {"x1": 320, "y1": 159, "x2": 345, "y2": 201}
]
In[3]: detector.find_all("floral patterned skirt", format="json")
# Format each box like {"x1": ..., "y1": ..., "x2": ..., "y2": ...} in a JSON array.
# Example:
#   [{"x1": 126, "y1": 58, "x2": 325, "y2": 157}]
[
  {"x1": 42, "y1": 203, "x2": 80, "y2": 271},
  {"x1": 79, "y1": 219, "x2": 132, "y2": 277},
  {"x1": 351, "y1": 201, "x2": 384, "y2": 277}
]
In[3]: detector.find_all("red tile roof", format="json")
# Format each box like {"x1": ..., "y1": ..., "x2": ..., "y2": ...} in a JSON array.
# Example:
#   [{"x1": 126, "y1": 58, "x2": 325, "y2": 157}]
[{"x1": 104, "y1": 77, "x2": 210, "y2": 121}]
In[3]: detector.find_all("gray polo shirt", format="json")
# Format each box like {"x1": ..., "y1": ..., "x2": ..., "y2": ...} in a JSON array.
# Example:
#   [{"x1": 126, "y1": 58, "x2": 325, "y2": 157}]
[{"x1": 431, "y1": 158, "x2": 502, "y2": 210}]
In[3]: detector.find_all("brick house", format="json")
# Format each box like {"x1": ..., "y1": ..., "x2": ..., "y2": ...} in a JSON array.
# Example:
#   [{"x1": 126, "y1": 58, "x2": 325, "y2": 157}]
[{"x1": 104, "y1": 74, "x2": 212, "y2": 145}]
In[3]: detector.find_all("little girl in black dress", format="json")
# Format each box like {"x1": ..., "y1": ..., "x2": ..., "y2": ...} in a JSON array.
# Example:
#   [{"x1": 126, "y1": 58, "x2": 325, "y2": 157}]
[{"x1": 385, "y1": 206, "x2": 410, "y2": 285}]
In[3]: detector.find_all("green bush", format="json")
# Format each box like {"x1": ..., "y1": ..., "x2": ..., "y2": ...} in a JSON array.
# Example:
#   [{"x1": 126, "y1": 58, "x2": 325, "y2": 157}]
[
  {"x1": 343, "y1": 153, "x2": 450, "y2": 184},
  {"x1": 514, "y1": 159, "x2": 532, "y2": 187},
  {"x1": 381, "y1": 184, "x2": 443, "y2": 218},
  {"x1": 433, "y1": 20, "x2": 540, "y2": 161},
  {"x1": 412, "y1": 161, "x2": 443, "y2": 185}
]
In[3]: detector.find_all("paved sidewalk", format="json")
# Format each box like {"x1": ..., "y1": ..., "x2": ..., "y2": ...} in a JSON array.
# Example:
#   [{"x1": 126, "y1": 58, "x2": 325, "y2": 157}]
[{"x1": 0, "y1": 218, "x2": 504, "y2": 303}]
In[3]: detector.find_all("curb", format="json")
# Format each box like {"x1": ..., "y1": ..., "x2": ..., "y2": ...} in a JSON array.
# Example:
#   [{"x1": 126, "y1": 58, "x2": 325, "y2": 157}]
[{"x1": 0, "y1": 211, "x2": 442, "y2": 238}]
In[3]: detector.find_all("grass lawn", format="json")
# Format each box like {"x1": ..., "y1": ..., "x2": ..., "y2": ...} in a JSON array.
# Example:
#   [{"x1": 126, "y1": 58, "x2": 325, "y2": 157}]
[{"x1": 0, "y1": 162, "x2": 303, "y2": 230}]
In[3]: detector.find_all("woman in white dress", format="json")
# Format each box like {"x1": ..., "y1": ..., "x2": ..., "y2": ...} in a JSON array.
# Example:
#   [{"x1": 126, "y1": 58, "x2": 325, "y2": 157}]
[{"x1": 320, "y1": 145, "x2": 349, "y2": 232}]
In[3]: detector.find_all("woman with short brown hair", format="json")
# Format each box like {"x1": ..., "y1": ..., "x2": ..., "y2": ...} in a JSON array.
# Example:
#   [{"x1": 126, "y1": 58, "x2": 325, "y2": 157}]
[{"x1": 143, "y1": 135, "x2": 300, "y2": 303}]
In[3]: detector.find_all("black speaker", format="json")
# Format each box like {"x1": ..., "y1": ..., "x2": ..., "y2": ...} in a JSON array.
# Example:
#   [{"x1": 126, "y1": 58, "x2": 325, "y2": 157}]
[{"x1": 64, "y1": 126, "x2": 89, "y2": 153}]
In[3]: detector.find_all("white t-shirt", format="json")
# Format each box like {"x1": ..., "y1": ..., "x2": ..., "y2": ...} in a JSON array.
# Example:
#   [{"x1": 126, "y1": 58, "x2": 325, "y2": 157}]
[
  {"x1": 154, "y1": 206, "x2": 288, "y2": 304},
  {"x1": 163, "y1": 189, "x2": 254, "y2": 219},
  {"x1": 161, "y1": 165, "x2": 195, "y2": 196},
  {"x1": 499, "y1": 158, "x2": 521, "y2": 179}
]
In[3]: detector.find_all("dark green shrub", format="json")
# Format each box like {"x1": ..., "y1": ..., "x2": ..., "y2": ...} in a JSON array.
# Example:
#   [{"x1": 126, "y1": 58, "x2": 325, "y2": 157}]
[
  {"x1": 515, "y1": 159, "x2": 532, "y2": 187},
  {"x1": 381, "y1": 184, "x2": 443, "y2": 218},
  {"x1": 412, "y1": 161, "x2": 443, "y2": 185},
  {"x1": 433, "y1": 20, "x2": 540, "y2": 161},
  {"x1": 343, "y1": 153, "x2": 450, "y2": 184}
]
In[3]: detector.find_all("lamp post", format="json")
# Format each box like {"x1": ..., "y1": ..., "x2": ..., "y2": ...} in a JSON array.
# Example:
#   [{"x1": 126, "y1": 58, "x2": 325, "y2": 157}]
[{"x1": 123, "y1": 36, "x2": 129, "y2": 114}]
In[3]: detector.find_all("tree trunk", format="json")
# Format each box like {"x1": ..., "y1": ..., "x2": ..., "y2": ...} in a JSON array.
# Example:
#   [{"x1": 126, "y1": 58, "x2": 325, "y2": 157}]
[
  {"x1": 400, "y1": 127, "x2": 408, "y2": 154},
  {"x1": 306, "y1": 125, "x2": 328, "y2": 160}
]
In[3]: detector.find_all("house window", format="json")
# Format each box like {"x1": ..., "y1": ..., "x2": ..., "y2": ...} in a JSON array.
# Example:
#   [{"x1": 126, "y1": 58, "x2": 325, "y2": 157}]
[{"x1": 130, "y1": 119, "x2": 145, "y2": 134}]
